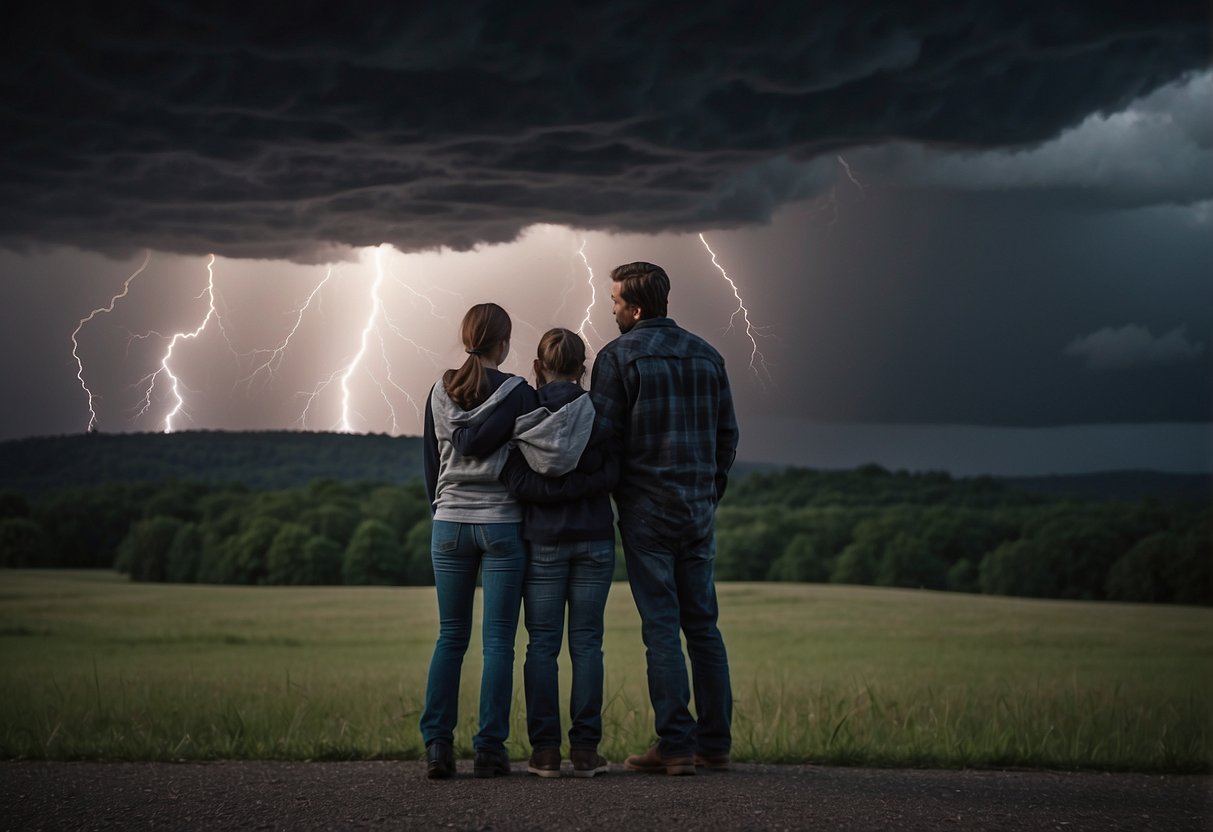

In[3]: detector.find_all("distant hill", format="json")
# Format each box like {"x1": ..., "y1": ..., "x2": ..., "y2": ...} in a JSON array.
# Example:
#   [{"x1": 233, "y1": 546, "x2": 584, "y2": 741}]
[
  {"x1": 0, "y1": 431, "x2": 424, "y2": 493},
  {"x1": 0, "y1": 431, "x2": 1206, "y2": 502}
]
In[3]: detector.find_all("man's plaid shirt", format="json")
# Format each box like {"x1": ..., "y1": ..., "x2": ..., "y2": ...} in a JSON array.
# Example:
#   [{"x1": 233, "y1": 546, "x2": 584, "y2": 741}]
[{"x1": 589, "y1": 317, "x2": 739, "y2": 539}]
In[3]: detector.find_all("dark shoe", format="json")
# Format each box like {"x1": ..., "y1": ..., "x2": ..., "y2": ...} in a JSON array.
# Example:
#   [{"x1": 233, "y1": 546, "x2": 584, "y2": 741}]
[
  {"x1": 623, "y1": 744, "x2": 695, "y2": 776},
  {"x1": 473, "y1": 748, "x2": 511, "y2": 778},
  {"x1": 425, "y1": 740, "x2": 455, "y2": 779},
  {"x1": 570, "y1": 748, "x2": 609, "y2": 778},
  {"x1": 527, "y1": 747, "x2": 562, "y2": 778},
  {"x1": 694, "y1": 752, "x2": 731, "y2": 771}
]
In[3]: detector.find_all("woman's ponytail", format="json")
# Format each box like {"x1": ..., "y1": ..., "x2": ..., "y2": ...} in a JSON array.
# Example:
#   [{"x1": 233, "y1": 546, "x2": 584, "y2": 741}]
[{"x1": 443, "y1": 303, "x2": 513, "y2": 409}]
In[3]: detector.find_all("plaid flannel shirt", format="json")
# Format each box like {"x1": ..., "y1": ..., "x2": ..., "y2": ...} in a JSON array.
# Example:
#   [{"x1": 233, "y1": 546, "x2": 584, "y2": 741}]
[{"x1": 589, "y1": 317, "x2": 738, "y2": 539}]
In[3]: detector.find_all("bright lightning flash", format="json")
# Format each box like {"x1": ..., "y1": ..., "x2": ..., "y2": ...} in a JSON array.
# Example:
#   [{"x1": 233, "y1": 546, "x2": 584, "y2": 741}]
[
  {"x1": 295, "y1": 249, "x2": 435, "y2": 433},
  {"x1": 576, "y1": 237, "x2": 602, "y2": 351},
  {"x1": 71, "y1": 250, "x2": 151, "y2": 431},
  {"x1": 136, "y1": 254, "x2": 220, "y2": 433},
  {"x1": 339, "y1": 250, "x2": 388, "y2": 432},
  {"x1": 698, "y1": 233, "x2": 772, "y2": 385}
]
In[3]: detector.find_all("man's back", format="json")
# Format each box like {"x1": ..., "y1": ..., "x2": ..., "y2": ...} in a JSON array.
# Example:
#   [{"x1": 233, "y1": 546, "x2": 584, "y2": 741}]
[{"x1": 591, "y1": 317, "x2": 738, "y2": 538}]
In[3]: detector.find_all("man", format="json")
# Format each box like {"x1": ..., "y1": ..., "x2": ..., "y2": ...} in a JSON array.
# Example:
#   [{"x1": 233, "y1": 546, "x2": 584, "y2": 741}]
[{"x1": 590, "y1": 261, "x2": 738, "y2": 775}]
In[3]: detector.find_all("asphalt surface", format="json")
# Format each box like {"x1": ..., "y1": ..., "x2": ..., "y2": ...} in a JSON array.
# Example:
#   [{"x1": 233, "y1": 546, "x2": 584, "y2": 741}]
[{"x1": 1, "y1": 761, "x2": 1209, "y2": 831}]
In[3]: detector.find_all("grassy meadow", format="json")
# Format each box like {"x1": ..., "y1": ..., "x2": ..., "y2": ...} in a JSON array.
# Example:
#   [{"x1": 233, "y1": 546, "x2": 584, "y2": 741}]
[{"x1": 0, "y1": 570, "x2": 1209, "y2": 770}]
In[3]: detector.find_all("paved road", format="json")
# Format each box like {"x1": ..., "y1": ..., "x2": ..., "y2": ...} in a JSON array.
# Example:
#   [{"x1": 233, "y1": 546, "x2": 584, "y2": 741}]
[{"x1": 2, "y1": 761, "x2": 1209, "y2": 831}]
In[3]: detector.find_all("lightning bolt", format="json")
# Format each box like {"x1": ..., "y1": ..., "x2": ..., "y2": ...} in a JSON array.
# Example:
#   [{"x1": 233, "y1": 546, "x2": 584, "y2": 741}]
[
  {"x1": 383, "y1": 312, "x2": 440, "y2": 367},
  {"x1": 816, "y1": 155, "x2": 868, "y2": 228},
  {"x1": 338, "y1": 250, "x2": 388, "y2": 433},
  {"x1": 240, "y1": 267, "x2": 333, "y2": 389},
  {"x1": 136, "y1": 254, "x2": 220, "y2": 433},
  {"x1": 576, "y1": 237, "x2": 602, "y2": 352},
  {"x1": 837, "y1": 154, "x2": 867, "y2": 196},
  {"x1": 393, "y1": 277, "x2": 449, "y2": 322},
  {"x1": 294, "y1": 366, "x2": 347, "y2": 431},
  {"x1": 292, "y1": 250, "x2": 432, "y2": 434},
  {"x1": 71, "y1": 250, "x2": 151, "y2": 432},
  {"x1": 698, "y1": 233, "x2": 773, "y2": 385},
  {"x1": 375, "y1": 334, "x2": 421, "y2": 432}
]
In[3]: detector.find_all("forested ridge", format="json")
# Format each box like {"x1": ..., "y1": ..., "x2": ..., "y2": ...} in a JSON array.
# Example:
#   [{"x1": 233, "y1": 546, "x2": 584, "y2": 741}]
[
  {"x1": 0, "y1": 431, "x2": 423, "y2": 492},
  {"x1": 0, "y1": 432, "x2": 1207, "y2": 605}
]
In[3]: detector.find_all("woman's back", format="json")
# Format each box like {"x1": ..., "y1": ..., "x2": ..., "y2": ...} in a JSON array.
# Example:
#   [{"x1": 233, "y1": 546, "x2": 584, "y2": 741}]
[{"x1": 426, "y1": 369, "x2": 536, "y2": 523}]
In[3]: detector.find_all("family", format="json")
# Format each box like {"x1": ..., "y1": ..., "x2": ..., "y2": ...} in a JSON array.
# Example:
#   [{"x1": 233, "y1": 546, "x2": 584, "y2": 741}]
[{"x1": 420, "y1": 261, "x2": 738, "y2": 779}]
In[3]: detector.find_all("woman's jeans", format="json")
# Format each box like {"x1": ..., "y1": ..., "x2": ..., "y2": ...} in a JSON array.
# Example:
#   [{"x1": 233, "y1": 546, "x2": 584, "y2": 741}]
[
  {"x1": 419, "y1": 520, "x2": 525, "y2": 753},
  {"x1": 523, "y1": 538, "x2": 614, "y2": 751}
]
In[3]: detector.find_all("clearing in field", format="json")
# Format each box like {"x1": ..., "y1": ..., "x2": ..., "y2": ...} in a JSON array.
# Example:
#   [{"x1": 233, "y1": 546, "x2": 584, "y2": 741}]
[{"x1": 0, "y1": 570, "x2": 1208, "y2": 770}]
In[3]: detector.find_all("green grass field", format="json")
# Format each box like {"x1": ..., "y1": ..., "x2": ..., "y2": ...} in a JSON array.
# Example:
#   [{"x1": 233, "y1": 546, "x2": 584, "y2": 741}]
[{"x1": 0, "y1": 570, "x2": 1209, "y2": 770}]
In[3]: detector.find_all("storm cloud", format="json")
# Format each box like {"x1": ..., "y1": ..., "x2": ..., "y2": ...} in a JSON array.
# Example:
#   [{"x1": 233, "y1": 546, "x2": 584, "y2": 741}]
[
  {"x1": 3, "y1": 1, "x2": 1209, "y2": 260},
  {"x1": 1065, "y1": 323, "x2": 1206, "y2": 370}
]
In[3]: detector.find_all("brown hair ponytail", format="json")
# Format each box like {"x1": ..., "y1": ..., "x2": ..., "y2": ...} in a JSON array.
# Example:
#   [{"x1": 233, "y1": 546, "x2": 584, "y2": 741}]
[{"x1": 443, "y1": 303, "x2": 512, "y2": 410}]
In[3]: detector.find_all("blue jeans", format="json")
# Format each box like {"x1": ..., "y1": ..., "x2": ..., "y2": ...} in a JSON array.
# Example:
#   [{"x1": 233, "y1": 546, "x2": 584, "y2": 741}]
[
  {"x1": 619, "y1": 511, "x2": 732, "y2": 757},
  {"x1": 419, "y1": 520, "x2": 525, "y2": 753},
  {"x1": 522, "y1": 538, "x2": 614, "y2": 751}
]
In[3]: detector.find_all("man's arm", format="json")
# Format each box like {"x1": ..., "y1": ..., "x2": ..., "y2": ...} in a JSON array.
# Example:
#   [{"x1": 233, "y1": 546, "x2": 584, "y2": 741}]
[
  {"x1": 500, "y1": 449, "x2": 620, "y2": 504},
  {"x1": 588, "y1": 347, "x2": 627, "y2": 445},
  {"x1": 714, "y1": 367, "x2": 739, "y2": 502}
]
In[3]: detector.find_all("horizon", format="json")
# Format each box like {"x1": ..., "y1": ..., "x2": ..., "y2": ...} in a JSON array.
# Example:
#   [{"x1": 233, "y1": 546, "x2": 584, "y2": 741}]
[{"x1": 2, "y1": 423, "x2": 1209, "y2": 480}]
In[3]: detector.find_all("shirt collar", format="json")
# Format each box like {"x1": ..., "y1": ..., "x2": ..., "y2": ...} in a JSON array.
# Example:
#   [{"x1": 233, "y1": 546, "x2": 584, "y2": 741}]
[{"x1": 633, "y1": 317, "x2": 677, "y2": 330}]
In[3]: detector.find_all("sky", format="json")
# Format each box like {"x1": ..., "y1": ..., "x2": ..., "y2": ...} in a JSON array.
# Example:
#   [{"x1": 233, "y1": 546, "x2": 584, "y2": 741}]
[{"x1": 1, "y1": 1, "x2": 1210, "y2": 475}]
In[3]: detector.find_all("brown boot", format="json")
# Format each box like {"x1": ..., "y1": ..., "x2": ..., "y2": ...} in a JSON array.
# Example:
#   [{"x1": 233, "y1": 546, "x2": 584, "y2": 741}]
[
  {"x1": 623, "y1": 744, "x2": 696, "y2": 776},
  {"x1": 694, "y1": 752, "x2": 731, "y2": 771},
  {"x1": 570, "y1": 748, "x2": 609, "y2": 778},
  {"x1": 527, "y1": 747, "x2": 562, "y2": 778}
]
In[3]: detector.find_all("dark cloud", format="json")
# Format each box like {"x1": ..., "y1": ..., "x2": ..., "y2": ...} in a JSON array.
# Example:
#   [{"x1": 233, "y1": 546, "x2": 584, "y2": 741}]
[
  {"x1": 852, "y1": 72, "x2": 1213, "y2": 210},
  {"x1": 1064, "y1": 324, "x2": 1206, "y2": 370},
  {"x1": 2, "y1": 1, "x2": 1208, "y2": 260}
]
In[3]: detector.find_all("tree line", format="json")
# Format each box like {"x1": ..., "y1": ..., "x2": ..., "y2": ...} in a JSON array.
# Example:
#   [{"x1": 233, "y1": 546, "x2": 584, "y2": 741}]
[
  {"x1": 0, "y1": 431, "x2": 424, "y2": 493},
  {"x1": 0, "y1": 465, "x2": 1208, "y2": 605},
  {"x1": 0, "y1": 480, "x2": 437, "y2": 587},
  {"x1": 714, "y1": 466, "x2": 1209, "y2": 604}
]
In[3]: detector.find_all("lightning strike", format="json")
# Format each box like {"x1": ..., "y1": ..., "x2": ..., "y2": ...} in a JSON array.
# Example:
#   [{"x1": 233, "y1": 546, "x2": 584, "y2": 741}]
[
  {"x1": 576, "y1": 238, "x2": 602, "y2": 351},
  {"x1": 136, "y1": 254, "x2": 220, "y2": 432},
  {"x1": 294, "y1": 366, "x2": 348, "y2": 430},
  {"x1": 292, "y1": 249, "x2": 447, "y2": 434},
  {"x1": 393, "y1": 277, "x2": 449, "y2": 321},
  {"x1": 241, "y1": 267, "x2": 333, "y2": 389},
  {"x1": 815, "y1": 155, "x2": 869, "y2": 228},
  {"x1": 698, "y1": 233, "x2": 773, "y2": 385},
  {"x1": 376, "y1": 334, "x2": 421, "y2": 430},
  {"x1": 837, "y1": 155, "x2": 867, "y2": 196},
  {"x1": 338, "y1": 249, "x2": 389, "y2": 433},
  {"x1": 71, "y1": 250, "x2": 151, "y2": 431},
  {"x1": 384, "y1": 313, "x2": 441, "y2": 367}
]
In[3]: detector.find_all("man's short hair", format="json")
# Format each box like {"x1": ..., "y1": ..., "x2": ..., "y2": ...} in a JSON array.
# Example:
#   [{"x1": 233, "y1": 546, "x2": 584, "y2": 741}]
[{"x1": 610, "y1": 262, "x2": 670, "y2": 319}]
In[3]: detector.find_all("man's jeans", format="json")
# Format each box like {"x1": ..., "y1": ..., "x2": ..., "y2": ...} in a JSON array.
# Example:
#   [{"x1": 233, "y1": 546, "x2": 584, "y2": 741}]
[
  {"x1": 419, "y1": 520, "x2": 525, "y2": 753},
  {"x1": 522, "y1": 538, "x2": 614, "y2": 751},
  {"x1": 620, "y1": 512, "x2": 732, "y2": 758}
]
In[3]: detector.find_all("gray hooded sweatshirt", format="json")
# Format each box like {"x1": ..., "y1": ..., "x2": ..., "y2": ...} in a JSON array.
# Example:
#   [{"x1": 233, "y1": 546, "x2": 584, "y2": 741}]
[{"x1": 428, "y1": 377, "x2": 592, "y2": 523}]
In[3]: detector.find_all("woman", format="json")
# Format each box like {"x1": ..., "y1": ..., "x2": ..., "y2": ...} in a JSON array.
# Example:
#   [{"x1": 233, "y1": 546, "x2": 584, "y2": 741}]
[
  {"x1": 452, "y1": 328, "x2": 618, "y2": 779},
  {"x1": 420, "y1": 302, "x2": 539, "y2": 779}
]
